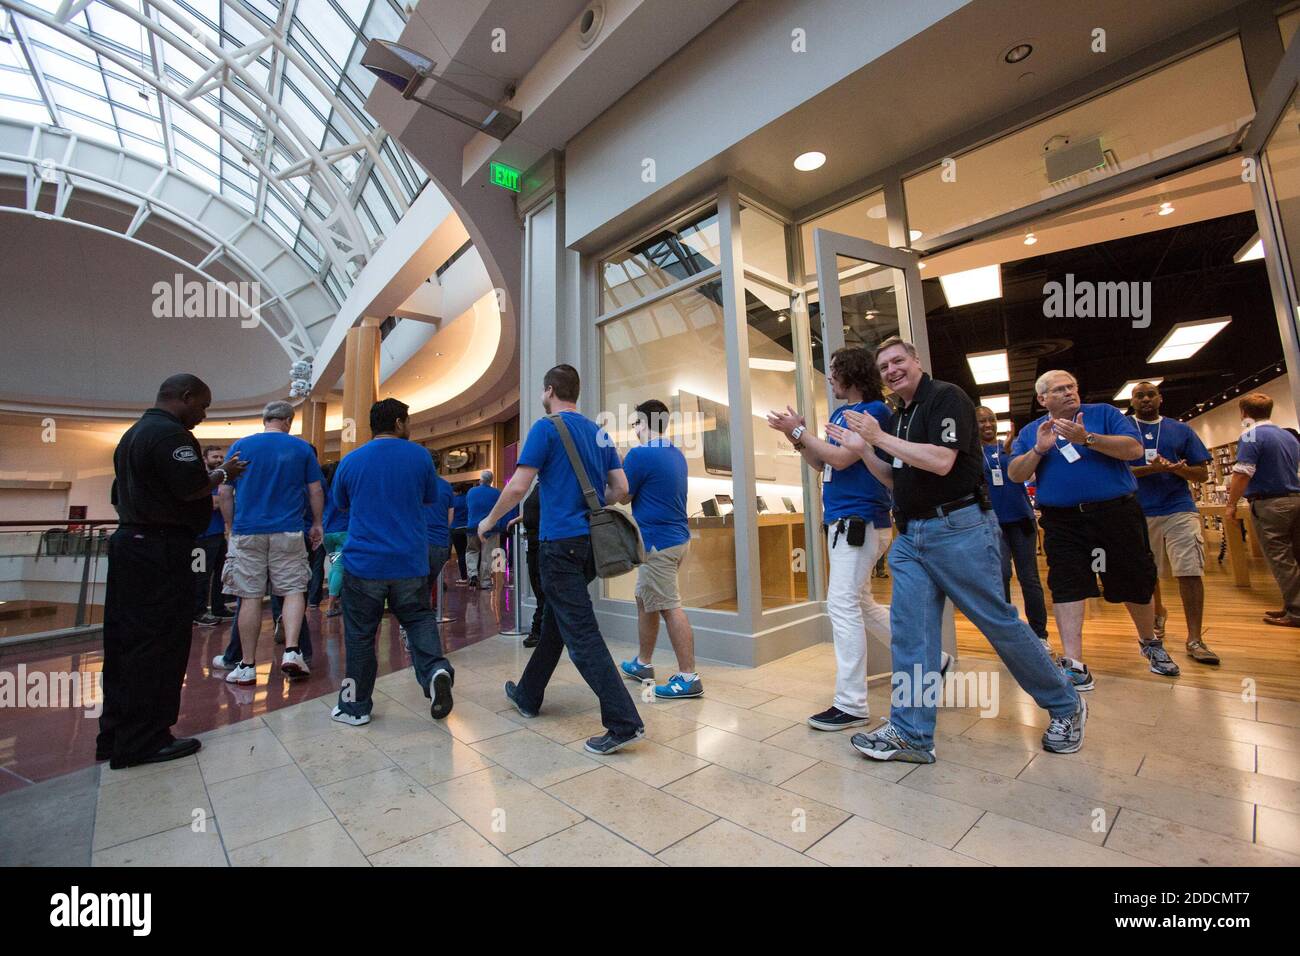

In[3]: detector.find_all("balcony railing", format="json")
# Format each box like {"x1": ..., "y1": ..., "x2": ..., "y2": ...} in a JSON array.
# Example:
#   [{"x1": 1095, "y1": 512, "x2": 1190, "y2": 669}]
[{"x1": 0, "y1": 519, "x2": 119, "y2": 646}]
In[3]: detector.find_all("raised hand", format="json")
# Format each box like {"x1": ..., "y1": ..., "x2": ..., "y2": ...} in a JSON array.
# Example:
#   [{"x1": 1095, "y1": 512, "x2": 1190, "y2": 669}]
[
  {"x1": 826, "y1": 422, "x2": 865, "y2": 454},
  {"x1": 222, "y1": 451, "x2": 247, "y2": 480},
  {"x1": 842, "y1": 408, "x2": 884, "y2": 444},
  {"x1": 766, "y1": 405, "x2": 804, "y2": 437},
  {"x1": 1033, "y1": 418, "x2": 1056, "y2": 454},
  {"x1": 1052, "y1": 413, "x2": 1089, "y2": 445}
]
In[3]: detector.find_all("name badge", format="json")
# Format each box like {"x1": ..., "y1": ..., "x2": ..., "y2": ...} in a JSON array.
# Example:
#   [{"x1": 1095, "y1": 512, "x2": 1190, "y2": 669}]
[
  {"x1": 1060, "y1": 443, "x2": 1082, "y2": 464},
  {"x1": 892, "y1": 457, "x2": 904, "y2": 469},
  {"x1": 822, "y1": 463, "x2": 832, "y2": 483},
  {"x1": 1144, "y1": 448, "x2": 1157, "y2": 463},
  {"x1": 991, "y1": 468, "x2": 1004, "y2": 486}
]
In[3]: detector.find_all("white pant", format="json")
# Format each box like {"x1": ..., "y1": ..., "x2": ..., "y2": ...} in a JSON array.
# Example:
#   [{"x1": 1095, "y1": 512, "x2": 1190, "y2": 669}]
[{"x1": 826, "y1": 524, "x2": 892, "y2": 717}]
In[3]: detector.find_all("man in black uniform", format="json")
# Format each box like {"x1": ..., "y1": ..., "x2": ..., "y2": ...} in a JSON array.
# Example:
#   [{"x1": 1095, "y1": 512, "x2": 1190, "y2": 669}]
[{"x1": 98, "y1": 373, "x2": 247, "y2": 769}]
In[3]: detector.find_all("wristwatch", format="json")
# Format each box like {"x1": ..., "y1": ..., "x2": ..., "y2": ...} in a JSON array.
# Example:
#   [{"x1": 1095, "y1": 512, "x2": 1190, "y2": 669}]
[
  {"x1": 790, "y1": 424, "x2": 806, "y2": 443},
  {"x1": 1084, "y1": 433, "x2": 1096, "y2": 447},
  {"x1": 213, "y1": 467, "x2": 228, "y2": 483}
]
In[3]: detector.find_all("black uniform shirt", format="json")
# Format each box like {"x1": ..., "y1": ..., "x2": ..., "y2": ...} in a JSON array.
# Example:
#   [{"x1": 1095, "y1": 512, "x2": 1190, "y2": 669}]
[
  {"x1": 522, "y1": 485, "x2": 541, "y2": 539},
  {"x1": 875, "y1": 373, "x2": 985, "y2": 516},
  {"x1": 111, "y1": 408, "x2": 211, "y2": 534}
]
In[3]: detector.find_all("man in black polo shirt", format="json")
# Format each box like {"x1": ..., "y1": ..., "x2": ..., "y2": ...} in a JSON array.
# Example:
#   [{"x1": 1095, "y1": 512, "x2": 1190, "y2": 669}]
[
  {"x1": 98, "y1": 374, "x2": 247, "y2": 769},
  {"x1": 827, "y1": 337, "x2": 1083, "y2": 763}
]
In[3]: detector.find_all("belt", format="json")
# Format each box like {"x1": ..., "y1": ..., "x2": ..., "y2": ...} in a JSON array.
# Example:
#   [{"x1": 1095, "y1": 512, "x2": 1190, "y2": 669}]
[
  {"x1": 897, "y1": 493, "x2": 982, "y2": 522},
  {"x1": 1247, "y1": 491, "x2": 1300, "y2": 502},
  {"x1": 1039, "y1": 492, "x2": 1135, "y2": 515}
]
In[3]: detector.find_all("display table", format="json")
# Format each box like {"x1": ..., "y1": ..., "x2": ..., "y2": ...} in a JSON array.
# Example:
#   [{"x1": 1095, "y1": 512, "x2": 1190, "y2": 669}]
[
  {"x1": 1197, "y1": 501, "x2": 1257, "y2": 588},
  {"x1": 689, "y1": 512, "x2": 808, "y2": 606}
]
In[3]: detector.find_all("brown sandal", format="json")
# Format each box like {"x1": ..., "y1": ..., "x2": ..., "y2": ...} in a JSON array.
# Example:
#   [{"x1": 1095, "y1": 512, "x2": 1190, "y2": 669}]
[{"x1": 1185, "y1": 640, "x2": 1220, "y2": 665}]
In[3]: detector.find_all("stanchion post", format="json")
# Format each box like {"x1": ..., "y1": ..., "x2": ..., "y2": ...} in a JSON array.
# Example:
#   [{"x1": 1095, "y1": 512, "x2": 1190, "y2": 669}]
[
  {"x1": 499, "y1": 523, "x2": 528, "y2": 636},
  {"x1": 434, "y1": 556, "x2": 453, "y2": 623}
]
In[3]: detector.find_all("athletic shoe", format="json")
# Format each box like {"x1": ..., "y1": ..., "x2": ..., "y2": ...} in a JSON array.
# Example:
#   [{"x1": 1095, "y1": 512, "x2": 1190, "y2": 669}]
[
  {"x1": 1041, "y1": 696, "x2": 1087, "y2": 754},
  {"x1": 1186, "y1": 633, "x2": 1221, "y2": 665},
  {"x1": 850, "y1": 722, "x2": 935, "y2": 763},
  {"x1": 213, "y1": 608, "x2": 235, "y2": 620},
  {"x1": 280, "y1": 648, "x2": 310, "y2": 678},
  {"x1": 479, "y1": 580, "x2": 493, "y2": 590},
  {"x1": 211, "y1": 654, "x2": 236, "y2": 671},
  {"x1": 330, "y1": 706, "x2": 370, "y2": 727},
  {"x1": 273, "y1": 616, "x2": 285, "y2": 645},
  {"x1": 523, "y1": 632, "x2": 540, "y2": 648},
  {"x1": 1140, "y1": 640, "x2": 1181, "y2": 677},
  {"x1": 807, "y1": 706, "x2": 870, "y2": 731},
  {"x1": 193, "y1": 613, "x2": 220, "y2": 627},
  {"x1": 1059, "y1": 656, "x2": 1094, "y2": 692},
  {"x1": 620, "y1": 659, "x2": 655, "y2": 682},
  {"x1": 584, "y1": 728, "x2": 645, "y2": 755},
  {"x1": 1153, "y1": 612, "x2": 1167, "y2": 641},
  {"x1": 940, "y1": 651, "x2": 954, "y2": 677},
  {"x1": 308, "y1": 604, "x2": 320, "y2": 610},
  {"x1": 430, "y1": 669, "x2": 454, "y2": 720},
  {"x1": 504, "y1": 681, "x2": 538, "y2": 718},
  {"x1": 225, "y1": 663, "x2": 256, "y2": 685},
  {"x1": 654, "y1": 674, "x2": 703, "y2": 699},
  {"x1": 326, "y1": 604, "x2": 342, "y2": 618},
  {"x1": 468, "y1": 576, "x2": 479, "y2": 589}
]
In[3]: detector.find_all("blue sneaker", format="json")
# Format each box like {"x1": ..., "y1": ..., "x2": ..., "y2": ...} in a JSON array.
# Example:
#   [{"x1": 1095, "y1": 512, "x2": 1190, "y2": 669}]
[
  {"x1": 1059, "y1": 657, "x2": 1095, "y2": 692},
  {"x1": 654, "y1": 674, "x2": 703, "y2": 699},
  {"x1": 620, "y1": 659, "x2": 655, "y2": 683},
  {"x1": 851, "y1": 721, "x2": 936, "y2": 764},
  {"x1": 504, "y1": 681, "x2": 538, "y2": 718}
]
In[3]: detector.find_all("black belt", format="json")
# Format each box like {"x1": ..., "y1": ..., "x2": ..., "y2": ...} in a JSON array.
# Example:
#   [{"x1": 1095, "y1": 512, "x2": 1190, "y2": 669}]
[
  {"x1": 1039, "y1": 492, "x2": 1135, "y2": 515},
  {"x1": 897, "y1": 493, "x2": 983, "y2": 523},
  {"x1": 1247, "y1": 491, "x2": 1300, "y2": 502},
  {"x1": 117, "y1": 523, "x2": 196, "y2": 538}
]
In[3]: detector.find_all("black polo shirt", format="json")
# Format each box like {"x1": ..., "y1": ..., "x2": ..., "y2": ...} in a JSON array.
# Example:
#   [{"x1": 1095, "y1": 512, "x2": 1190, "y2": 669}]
[
  {"x1": 875, "y1": 373, "x2": 985, "y2": 516},
  {"x1": 111, "y1": 408, "x2": 211, "y2": 534}
]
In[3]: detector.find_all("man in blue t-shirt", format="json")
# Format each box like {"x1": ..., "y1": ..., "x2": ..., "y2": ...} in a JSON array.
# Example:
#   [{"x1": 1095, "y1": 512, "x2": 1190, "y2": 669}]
[
  {"x1": 977, "y1": 407, "x2": 1048, "y2": 642},
  {"x1": 477, "y1": 364, "x2": 644, "y2": 755},
  {"x1": 465, "y1": 471, "x2": 501, "y2": 589},
  {"x1": 1127, "y1": 382, "x2": 1218, "y2": 664},
  {"x1": 614, "y1": 399, "x2": 702, "y2": 700},
  {"x1": 218, "y1": 401, "x2": 323, "y2": 685},
  {"x1": 451, "y1": 488, "x2": 470, "y2": 582},
  {"x1": 193, "y1": 445, "x2": 233, "y2": 625},
  {"x1": 1226, "y1": 392, "x2": 1300, "y2": 628},
  {"x1": 424, "y1": 450, "x2": 455, "y2": 604},
  {"x1": 329, "y1": 398, "x2": 453, "y2": 726},
  {"x1": 767, "y1": 347, "x2": 895, "y2": 731},
  {"x1": 1008, "y1": 370, "x2": 1175, "y2": 690}
]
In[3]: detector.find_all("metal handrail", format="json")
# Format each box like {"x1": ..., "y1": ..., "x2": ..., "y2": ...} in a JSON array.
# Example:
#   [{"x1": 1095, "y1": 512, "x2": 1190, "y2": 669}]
[{"x1": 0, "y1": 519, "x2": 119, "y2": 635}]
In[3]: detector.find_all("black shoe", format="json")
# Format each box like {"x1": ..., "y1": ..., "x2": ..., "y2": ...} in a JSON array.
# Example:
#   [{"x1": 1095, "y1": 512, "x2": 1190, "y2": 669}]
[
  {"x1": 193, "y1": 613, "x2": 220, "y2": 627},
  {"x1": 522, "y1": 632, "x2": 540, "y2": 648},
  {"x1": 806, "y1": 706, "x2": 871, "y2": 732},
  {"x1": 584, "y1": 728, "x2": 645, "y2": 755},
  {"x1": 467, "y1": 576, "x2": 479, "y2": 589},
  {"x1": 504, "y1": 680, "x2": 538, "y2": 718},
  {"x1": 326, "y1": 604, "x2": 342, "y2": 618},
  {"x1": 108, "y1": 737, "x2": 202, "y2": 770},
  {"x1": 212, "y1": 608, "x2": 235, "y2": 620},
  {"x1": 430, "y1": 669, "x2": 454, "y2": 720}
]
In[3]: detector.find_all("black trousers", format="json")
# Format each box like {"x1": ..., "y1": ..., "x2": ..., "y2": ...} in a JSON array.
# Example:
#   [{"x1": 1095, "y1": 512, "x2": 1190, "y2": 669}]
[
  {"x1": 526, "y1": 541, "x2": 545, "y2": 637},
  {"x1": 99, "y1": 526, "x2": 195, "y2": 761},
  {"x1": 192, "y1": 533, "x2": 229, "y2": 616},
  {"x1": 451, "y1": 528, "x2": 469, "y2": 580}
]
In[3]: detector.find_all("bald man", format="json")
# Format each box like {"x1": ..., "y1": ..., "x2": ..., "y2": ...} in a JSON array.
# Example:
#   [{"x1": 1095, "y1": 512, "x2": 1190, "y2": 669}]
[{"x1": 465, "y1": 469, "x2": 502, "y2": 589}]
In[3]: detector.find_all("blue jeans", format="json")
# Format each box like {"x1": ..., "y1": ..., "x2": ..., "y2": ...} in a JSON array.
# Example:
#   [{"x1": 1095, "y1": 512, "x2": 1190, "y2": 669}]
[
  {"x1": 336, "y1": 571, "x2": 452, "y2": 718},
  {"x1": 888, "y1": 504, "x2": 1077, "y2": 748},
  {"x1": 999, "y1": 518, "x2": 1048, "y2": 639},
  {"x1": 515, "y1": 536, "x2": 642, "y2": 738},
  {"x1": 223, "y1": 593, "x2": 313, "y2": 663},
  {"x1": 427, "y1": 544, "x2": 450, "y2": 608}
]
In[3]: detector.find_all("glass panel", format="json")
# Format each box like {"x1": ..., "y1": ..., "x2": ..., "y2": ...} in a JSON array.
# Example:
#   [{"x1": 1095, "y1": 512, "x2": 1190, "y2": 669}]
[
  {"x1": 600, "y1": 206, "x2": 721, "y2": 313},
  {"x1": 1281, "y1": 8, "x2": 1300, "y2": 50},
  {"x1": 798, "y1": 190, "x2": 889, "y2": 282},
  {"x1": 1262, "y1": 86, "x2": 1300, "y2": 311},
  {"x1": 740, "y1": 204, "x2": 790, "y2": 280},
  {"x1": 599, "y1": 280, "x2": 738, "y2": 610},
  {"x1": 904, "y1": 40, "x2": 1253, "y2": 242}
]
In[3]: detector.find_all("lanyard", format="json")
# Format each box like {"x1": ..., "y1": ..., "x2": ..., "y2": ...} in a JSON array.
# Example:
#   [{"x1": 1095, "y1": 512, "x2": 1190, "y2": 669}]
[
  {"x1": 985, "y1": 445, "x2": 1001, "y2": 469},
  {"x1": 1138, "y1": 417, "x2": 1163, "y2": 449}
]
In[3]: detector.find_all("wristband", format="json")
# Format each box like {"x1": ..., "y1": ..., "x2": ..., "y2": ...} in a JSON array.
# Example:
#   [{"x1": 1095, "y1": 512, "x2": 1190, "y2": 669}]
[
  {"x1": 790, "y1": 424, "x2": 806, "y2": 443},
  {"x1": 213, "y1": 467, "x2": 228, "y2": 483}
]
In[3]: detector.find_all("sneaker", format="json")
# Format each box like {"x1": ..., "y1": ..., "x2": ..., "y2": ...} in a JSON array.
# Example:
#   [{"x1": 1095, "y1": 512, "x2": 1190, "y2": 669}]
[
  {"x1": 193, "y1": 613, "x2": 220, "y2": 627},
  {"x1": 654, "y1": 674, "x2": 704, "y2": 699},
  {"x1": 939, "y1": 651, "x2": 954, "y2": 677},
  {"x1": 330, "y1": 706, "x2": 370, "y2": 727},
  {"x1": 225, "y1": 663, "x2": 256, "y2": 685},
  {"x1": 620, "y1": 659, "x2": 655, "y2": 683},
  {"x1": 1153, "y1": 612, "x2": 1167, "y2": 641},
  {"x1": 280, "y1": 648, "x2": 310, "y2": 678},
  {"x1": 851, "y1": 722, "x2": 935, "y2": 763},
  {"x1": 213, "y1": 607, "x2": 235, "y2": 620},
  {"x1": 504, "y1": 681, "x2": 538, "y2": 718},
  {"x1": 326, "y1": 604, "x2": 342, "y2": 618},
  {"x1": 211, "y1": 654, "x2": 235, "y2": 671},
  {"x1": 1059, "y1": 656, "x2": 1094, "y2": 692},
  {"x1": 807, "y1": 706, "x2": 871, "y2": 732},
  {"x1": 430, "y1": 669, "x2": 453, "y2": 720},
  {"x1": 273, "y1": 616, "x2": 285, "y2": 645},
  {"x1": 467, "y1": 576, "x2": 479, "y2": 589},
  {"x1": 1042, "y1": 696, "x2": 1087, "y2": 754},
  {"x1": 584, "y1": 728, "x2": 645, "y2": 755},
  {"x1": 522, "y1": 632, "x2": 540, "y2": 648},
  {"x1": 1140, "y1": 639, "x2": 1181, "y2": 677}
]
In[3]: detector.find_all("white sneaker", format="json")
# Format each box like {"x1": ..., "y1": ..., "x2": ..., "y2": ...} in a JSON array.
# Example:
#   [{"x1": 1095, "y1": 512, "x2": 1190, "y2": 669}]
[
  {"x1": 331, "y1": 706, "x2": 370, "y2": 726},
  {"x1": 225, "y1": 663, "x2": 256, "y2": 685},
  {"x1": 281, "y1": 648, "x2": 310, "y2": 678},
  {"x1": 211, "y1": 654, "x2": 234, "y2": 671}
]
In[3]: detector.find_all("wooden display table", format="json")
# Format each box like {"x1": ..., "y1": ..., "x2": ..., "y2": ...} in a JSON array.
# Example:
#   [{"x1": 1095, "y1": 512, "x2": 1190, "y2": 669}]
[
  {"x1": 689, "y1": 512, "x2": 808, "y2": 606},
  {"x1": 1197, "y1": 501, "x2": 1257, "y2": 588}
]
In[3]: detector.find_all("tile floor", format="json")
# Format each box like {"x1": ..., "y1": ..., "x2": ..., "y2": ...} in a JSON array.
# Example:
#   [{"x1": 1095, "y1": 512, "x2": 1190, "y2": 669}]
[{"x1": 4, "y1": 637, "x2": 1299, "y2": 867}]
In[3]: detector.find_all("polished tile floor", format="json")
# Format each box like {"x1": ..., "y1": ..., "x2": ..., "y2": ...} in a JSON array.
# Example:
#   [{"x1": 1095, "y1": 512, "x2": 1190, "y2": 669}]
[{"x1": 5, "y1": 636, "x2": 1298, "y2": 867}]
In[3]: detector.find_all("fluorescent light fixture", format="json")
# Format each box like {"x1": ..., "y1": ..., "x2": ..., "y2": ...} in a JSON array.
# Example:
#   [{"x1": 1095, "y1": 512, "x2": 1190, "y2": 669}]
[
  {"x1": 794, "y1": 151, "x2": 826, "y2": 171},
  {"x1": 1023, "y1": 231, "x2": 1037, "y2": 245},
  {"x1": 939, "y1": 264, "x2": 1002, "y2": 307},
  {"x1": 749, "y1": 357, "x2": 796, "y2": 373},
  {"x1": 909, "y1": 229, "x2": 923, "y2": 241},
  {"x1": 967, "y1": 349, "x2": 1009, "y2": 385},
  {"x1": 1113, "y1": 377, "x2": 1163, "y2": 402},
  {"x1": 1147, "y1": 317, "x2": 1232, "y2": 363},
  {"x1": 981, "y1": 394, "x2": 1010, "y2": 414},
  {"x1": 996, "y1": 420, "x2": 1012, "y2": 434},
  {"x1": 1234, "y1": 234, "x2": 1264, "y2": 263},
  {"x1": 1158, "y1": 201, "x2": 1175, "y2": 216}
]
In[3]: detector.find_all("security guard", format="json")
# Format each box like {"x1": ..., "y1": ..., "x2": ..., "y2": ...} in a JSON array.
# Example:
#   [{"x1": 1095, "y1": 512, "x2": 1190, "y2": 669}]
[{"x1": 97, "y1": 373, "x2": 247, "y2": 769}]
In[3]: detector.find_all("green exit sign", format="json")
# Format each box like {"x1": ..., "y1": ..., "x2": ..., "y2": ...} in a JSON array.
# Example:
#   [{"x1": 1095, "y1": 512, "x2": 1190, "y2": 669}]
[{"x1": 489, "y1": 161, "x2": 521, "y2": 192}]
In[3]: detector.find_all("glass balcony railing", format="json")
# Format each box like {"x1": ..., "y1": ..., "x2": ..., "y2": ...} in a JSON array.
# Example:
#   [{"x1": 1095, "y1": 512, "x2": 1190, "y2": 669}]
[{"x1": 0, "y1": 520, "x2": 117, "y2": 642}]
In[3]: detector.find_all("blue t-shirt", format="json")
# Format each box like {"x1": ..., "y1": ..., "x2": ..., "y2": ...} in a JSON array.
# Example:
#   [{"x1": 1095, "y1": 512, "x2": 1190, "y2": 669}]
[
  {"x1": 466, "y1": 485, "x2": 501, "y2": 531},
  {"x1": 323, "y1": 490, "x2": 349, "y2": 533},
  {"x1": 982, "y1": 443, "x2": 1035, "y2": 524},
  {"x1": 1128, "y1": 417, "x2": 1211, "y2": 516},
  {"x1": 332, "y1": 437, "x2": 438, "y2": 579},
  {"x1": 202, "y1": 488, "x2": 224, "y2": 537},
  {"x1": 452, "y1": 493, "x2": 469, "y2": 528},
  {"x1": 226, "y1": 431, "x2": 324, "y2": 534},
  {"x1": 1237, "y1": 423, "x2": 1300, "y2": 499},
  {"x1": 425, "y1": 475, "x2": 454, "y2": 546},
  {"x1": 518, "y1": 411, "x2": 622, "y2": 541},
  {"x1": 623, "y1": 439, "x2": 690, "y2": 551},
  {"x1": 1011, "y1": 404, "x2": 1141, "y2": 508},
  {"x1": 823, "y1": 401, "x2": 893, "y2": 525}
]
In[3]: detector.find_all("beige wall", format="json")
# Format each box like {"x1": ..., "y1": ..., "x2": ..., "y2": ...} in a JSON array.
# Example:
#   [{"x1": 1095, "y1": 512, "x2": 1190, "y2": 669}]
[
  {"x1": 0, "y1": 421, "x2": 122, "y2": 521},
  {"x1": 1187, "y1": 373, "x2": 1298, "y2": 449}
]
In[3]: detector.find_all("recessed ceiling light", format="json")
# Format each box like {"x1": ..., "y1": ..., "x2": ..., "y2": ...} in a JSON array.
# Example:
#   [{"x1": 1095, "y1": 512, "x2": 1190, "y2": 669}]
[
  {"x1": 981, "y1": 393, "x2": 1010, "y2": 414},
  {"x1": 967, "y1": 350, "x2": 1009, "y2": 385},
  {"x1": 1234, "y1": 234, "x2": 1264, "y2": 263},
  {"x1": 750, "y1": 357, "x2": 796, "y2": 373},
  {"x1": 1147, "y1": 317, "x2": 1231, "y2": 363},
  {"x1": 794, "y1": 151, "x2": 826, "y2": 171},
  {"x1": 1023, "y1": 231, "x2": 1038, "y2": 245},
  {"x1": 939, "y1": 264, "x2": 1002, "y2": 307},
  {"x1": 1003, "y1": 42, "x2": 1033, "y2": 64},
  {"x1": 909, "y1": 229, "x2": 923, "y2": 241},
  {"x1": 866, "y1": 204, "x2": 887, "y2": 219},
  {"x1": 918, "y1": 262, "x2": 926, "y2": 270},
  {"x1": 1158, "y1": 201, "x2": 1175, "y2": 216},
  {"x1": 1113, "y1": 378, "x2": 1163, "y2": 402}
]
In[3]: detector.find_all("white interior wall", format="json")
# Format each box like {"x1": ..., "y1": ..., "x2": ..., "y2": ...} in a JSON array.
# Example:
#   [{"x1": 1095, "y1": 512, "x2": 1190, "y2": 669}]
[
  {"x1": 1186, "y1": 372, "x2": 1297, "y2": 448},
  {"x1": 0, "y1": 422, "x2": 119, "y2": 521}
]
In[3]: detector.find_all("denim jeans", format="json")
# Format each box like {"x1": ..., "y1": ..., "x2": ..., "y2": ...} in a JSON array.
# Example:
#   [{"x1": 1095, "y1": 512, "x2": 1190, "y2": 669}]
[
  {"x1": 516, "y1": 536, "x2": 642, "y2": 737},
  {"x1": 223, "y1": 593, "x2": 313, "y2": 663},
  {"x1": 999, "y1": 518, "x2": 1048, "y2": 639},
  {"x1": 888, "y1": 504, "x2": 1078, "y2": 748},
  {"x1": 307, "y1": 539, "x2": 326, "y2": 606},
  {"x1": 427, "y1": 544, "x2": 450, "y2": 609},
  {"x1": 335, "y1": 571, "x2": 452, "y2": 718}
]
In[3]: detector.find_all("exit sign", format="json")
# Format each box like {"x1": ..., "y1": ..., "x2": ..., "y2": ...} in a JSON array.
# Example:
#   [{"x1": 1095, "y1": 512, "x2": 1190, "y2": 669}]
[{"x1": 489, "y1": 161, "x2": 521, "y2": 192}]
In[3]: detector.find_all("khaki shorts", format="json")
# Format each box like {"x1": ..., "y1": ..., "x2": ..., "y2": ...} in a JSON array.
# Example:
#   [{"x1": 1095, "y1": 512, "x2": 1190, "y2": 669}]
[
  {"x1": 636, "y1": 542, "x2": 687, "y2": 612},
  {"x1": 223, "y1": 532, "x2": 309, "y2": 597},
  {"x1": 1146, "y1": 511, "x2": 1204, "y2": 578}
]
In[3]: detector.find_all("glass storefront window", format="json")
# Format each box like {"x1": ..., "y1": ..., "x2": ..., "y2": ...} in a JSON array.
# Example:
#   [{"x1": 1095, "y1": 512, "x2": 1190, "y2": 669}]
[
  {"x1": 1281, "y1": 8, "x2": 1300, "y2": 50},
  {"x1": 600, "y1": 205, "x2": 721, "y2": 313},
  {"x1": 740, "y1": 204, "x2": 791, "y2": 280},
  {"x1": 1262, "y1": 87, "x2": 1300, "y2": 307},
  {"x1": 599, "y1": 280, "x2": 738, "y2": 610},
  {"x1": 798, "y1": 190, "x2": 889, "y2": 282},
  {"x1": 903, "y1": 40, "x2": 1254, "y2": 243}
]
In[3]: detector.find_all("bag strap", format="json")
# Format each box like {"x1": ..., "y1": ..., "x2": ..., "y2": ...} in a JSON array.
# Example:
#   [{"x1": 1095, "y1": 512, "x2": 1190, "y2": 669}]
[{"x1": 547, "y1": 414, "x2": 602, "y2": 516}]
